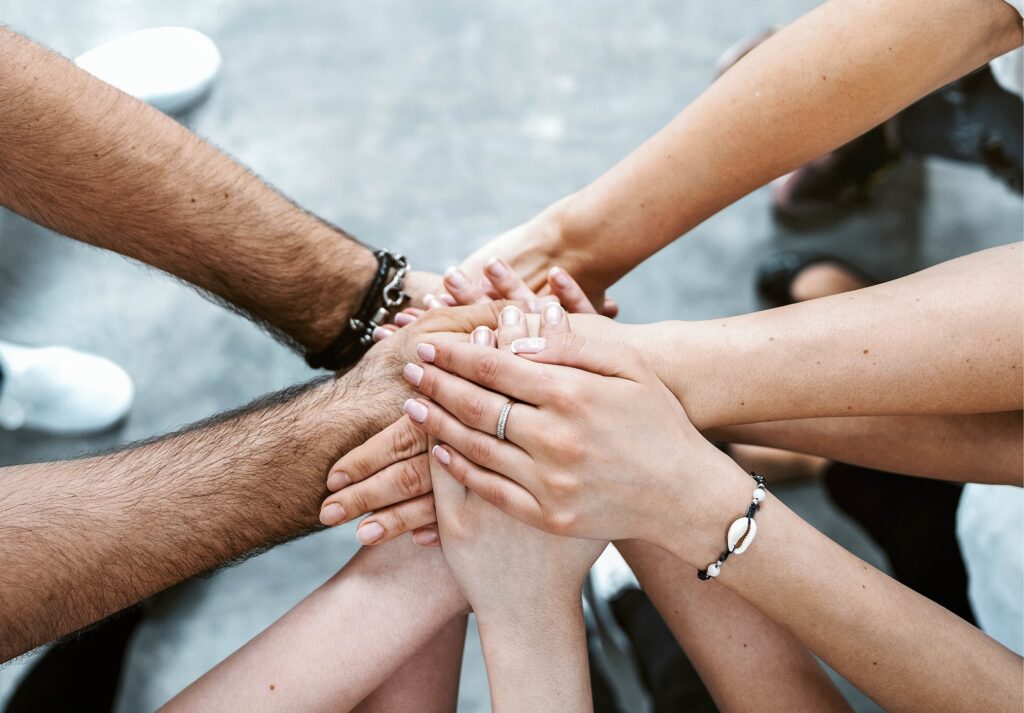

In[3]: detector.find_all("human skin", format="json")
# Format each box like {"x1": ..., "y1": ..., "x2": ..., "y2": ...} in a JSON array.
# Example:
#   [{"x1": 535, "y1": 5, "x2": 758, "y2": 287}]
[
  {"x1": 456, "y1": 0, "x2": 1023, "y2": 300},
  {"x1": 0, "y1": 28, "x2": 439, "y2": 354},
  {"x1": 409, "y1": 333, "x2": 1023, "y2": 712},
  {"x1": 0, "y1": 303, "x2": 503, "y2": 663},
  {"x1": 323, "y1": 244, "x2": 1023, "y2": 546}
]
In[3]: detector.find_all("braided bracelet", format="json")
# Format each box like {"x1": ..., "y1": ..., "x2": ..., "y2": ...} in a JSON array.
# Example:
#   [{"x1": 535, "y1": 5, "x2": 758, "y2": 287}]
[{"x1": 697, "y1": 473, "x2": 767, "y2": 581}]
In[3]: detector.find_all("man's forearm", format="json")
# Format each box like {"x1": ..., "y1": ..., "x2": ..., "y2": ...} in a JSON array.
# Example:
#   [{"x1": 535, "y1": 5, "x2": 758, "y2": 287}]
[
  {"x1": 548, "y1": 0, "x2": 1022, "y2": 290},
  {"x1": 0, "y1": 29, "x2": 378, "y2": 352},
  {"x1": 0, "y1": 363, "x2": 397, "y2": 661}
]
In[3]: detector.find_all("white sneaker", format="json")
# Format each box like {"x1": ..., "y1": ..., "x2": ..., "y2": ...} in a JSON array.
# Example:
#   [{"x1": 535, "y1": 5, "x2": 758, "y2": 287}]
[
  {"x1": 586, "y1": 544, "x2": 640, "y2": 652},
  {"x1": 75, "y1": 27, "x2": 222, "y2": 115},
  {"x1": 0, "y1": 340, "x2": 134, "y2": 434}
]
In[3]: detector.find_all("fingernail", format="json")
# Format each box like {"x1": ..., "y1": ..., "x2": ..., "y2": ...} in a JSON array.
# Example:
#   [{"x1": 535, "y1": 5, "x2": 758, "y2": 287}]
[
  {"x1": 327, "y1": 470, "x2": 351, "y2": 490},
  {"x1": 500, "y1": 305, "x2": 522, "y2": 326},
  {"x1": 417, "y1": 343, "x2": 436, "y2": 362},
  {"x1": 527, "y1": 299, "x2": 541, "y2": 314},
  {"x1": 414, "y1": 528, "x2": 439, "y2": 546},
  {"x1": 394, "y1": 312, "x2": 416, "y2": 327},
  {"x1": 404, "y1": 398, "x2": 428, "y2": 423},
  {"x1": 550, "y1": 266, "x2": 571, "y2": 288},
  {"x1": 403, "y1": 362, "x2": 424, "y2": 387},
  {"x1": 543, "y1": 302, "x2": 564, "y2": 325},
  {"x1": 372, "y1": 326, "x2": 390, "y2": 341},
  {"x1": 357, "y1": 521, "x2": 385, "y2": 545},
  {"x1": 320, "y1": 503, "x2": 346, "y2": 526},
  {"x1": 510, "y1": 337, "x2": 547, "y2": 354},
  {"x1": 432, "y1": 444, "x2": 451, "y2": 465},
  {"x1": 424, "y1": 293, "x2": 444, "y2": 309},
  {"x1": 439, "y1": 293, "x2": 456, "y2": 306},
  {"x1": 444, "y1": 267, "x2": 468, "y2": 288},
  {"x1": 471, "y1": 326, "x2": 495, "y2": 346},
  {"x1": 485, "y1": 257, "x2": 508, "y2": 278}
]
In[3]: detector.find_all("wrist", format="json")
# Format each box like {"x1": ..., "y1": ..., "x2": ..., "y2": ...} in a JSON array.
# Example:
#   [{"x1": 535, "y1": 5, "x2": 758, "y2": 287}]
[{"x1": 301, "y1": 233, "x2": 378, "y2": 353}]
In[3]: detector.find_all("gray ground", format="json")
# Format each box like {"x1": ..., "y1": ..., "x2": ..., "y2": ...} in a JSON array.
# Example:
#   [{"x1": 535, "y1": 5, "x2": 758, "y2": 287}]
[{"x1": 0, "y1": 1, "x2": 1020, "y2": 710}]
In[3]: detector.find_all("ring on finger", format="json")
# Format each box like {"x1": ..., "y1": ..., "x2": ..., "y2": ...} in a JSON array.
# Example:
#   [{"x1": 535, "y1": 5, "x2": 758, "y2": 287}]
[{"x1": 496, "y1": 400, "x2": 516, "y2": 441}]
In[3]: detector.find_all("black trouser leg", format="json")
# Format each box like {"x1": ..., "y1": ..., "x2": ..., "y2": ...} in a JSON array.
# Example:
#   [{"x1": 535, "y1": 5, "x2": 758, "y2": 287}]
[
  {"x1": 4, "y1": 607, "x2": 144, "y2": 713},
  {"x1": 824, "y1": 463, "x2": 976, "y2": 624}
]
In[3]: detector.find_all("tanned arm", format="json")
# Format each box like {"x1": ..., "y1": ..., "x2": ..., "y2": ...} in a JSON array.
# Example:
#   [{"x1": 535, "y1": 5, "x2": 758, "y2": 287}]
[
  {"x1": 0, "y1": 28, "x2": 436, "y2": 353},
  {"x1": 0, "y1": 303, "x2": 500, "y2": 663}
]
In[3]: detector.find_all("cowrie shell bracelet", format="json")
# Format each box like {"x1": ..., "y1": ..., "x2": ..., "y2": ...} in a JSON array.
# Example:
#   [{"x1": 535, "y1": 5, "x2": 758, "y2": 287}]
[{"x1": 697, "y1": 473, "x2": 767, "y2": 581}]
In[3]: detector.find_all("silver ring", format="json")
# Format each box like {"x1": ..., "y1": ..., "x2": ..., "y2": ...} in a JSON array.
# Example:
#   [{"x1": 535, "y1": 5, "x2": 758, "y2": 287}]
[{"x1": 496, "y1": 400, "x2": 515, "y2": 441}]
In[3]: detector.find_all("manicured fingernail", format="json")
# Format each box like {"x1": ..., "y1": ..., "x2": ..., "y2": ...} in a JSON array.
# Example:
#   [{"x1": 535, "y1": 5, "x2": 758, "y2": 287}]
[
  {"x1": 500, "y1": 305, "x2": 522, "y2": 326},
  {"x1": 417, "y1": 343, "x2": 436, "y2": 362},
  {"x1": 372, "y1": 326, "x2": 390, "y2": 341},
  {"x1": 485, "y1": 257, "x2": 508, "y2": 278},
  {"x1": 543, "y1": 302, "x2": 564, "y2": 325},
  {"x1": 403, "y1": 362, "x2": 424, "y2": 387},
  {"x1": 432, "y1": 444, "x2": 451, "y2": 465},
  {"x1": 510, "y1": 337, "x2": 547, "y2": 354},
  {"x1": 394, "y1": 312, "x2": 416, "y2": 327},
  {"x1": 439, "y1": 293, "x2": 456, "y2": 306},
  {"x1": 357, "y1": 521, "x2": 385, "y2": 545},
  {"x1": 327, "y1": 470, "x2": 351, "y2": 490},
  {"x1": 414, "y1": 528, "x2": 439, "y2": 546},
  {"x1": 424, "y1": 293, "x2": 444, "y2": 309},
  {"x1": 471, "y1": 326, "x2": 495, "y2": 346},
  {"x1": 404, "y1": 399, "x2": 428, "y2": 422},
  {"x1": 549, "y1": 266, "x2": 571, "y2": 289},
  {"x1": 320, "y1": 503, "x2": 346, "y2": 526},
  {"x1": 444, "y1": 267, "x2": 468, "y2": 288}
]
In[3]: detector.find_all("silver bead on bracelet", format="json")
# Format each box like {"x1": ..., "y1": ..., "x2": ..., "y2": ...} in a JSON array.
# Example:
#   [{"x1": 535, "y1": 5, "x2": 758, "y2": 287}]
[{"x1": 697, "y1": 473, "x2": 767, "y2": 581}]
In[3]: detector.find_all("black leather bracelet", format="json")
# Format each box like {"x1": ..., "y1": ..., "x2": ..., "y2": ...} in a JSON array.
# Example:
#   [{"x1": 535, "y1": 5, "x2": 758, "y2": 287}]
[{"x1": 305, "y1": 249, "x2": 410, "y2": 370}]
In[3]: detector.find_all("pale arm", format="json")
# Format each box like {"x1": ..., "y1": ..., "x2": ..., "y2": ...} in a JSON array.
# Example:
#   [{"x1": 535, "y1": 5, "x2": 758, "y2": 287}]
[
  {"x1": 162, "y1": 538, "x2": 467, "y2": 712},
  {"x1": 617, "y1": 540, "x2": 851, "y2": 712},
  {"x1": 707, "y1": 411, "x2": 1023, "y2": 485}
]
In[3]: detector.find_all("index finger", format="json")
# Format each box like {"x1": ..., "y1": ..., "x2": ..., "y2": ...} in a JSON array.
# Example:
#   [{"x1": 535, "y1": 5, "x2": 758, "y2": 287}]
[{"x1": 328, "y1": 415, "x2": 426, "y2": 491}]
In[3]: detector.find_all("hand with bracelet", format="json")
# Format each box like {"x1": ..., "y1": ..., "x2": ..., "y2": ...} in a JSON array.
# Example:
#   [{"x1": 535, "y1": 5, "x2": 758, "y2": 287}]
[{"x1": 401, "y1": 330, "x2": 1022, "y2": 712}]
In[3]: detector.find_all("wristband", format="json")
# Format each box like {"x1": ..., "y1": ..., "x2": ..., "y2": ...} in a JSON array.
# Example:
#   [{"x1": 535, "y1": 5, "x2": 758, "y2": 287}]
[
  {"x1": 305, "y1": 249, "x2": 410, "y2": 370},
  {"x1": 697, "y1": 472, "x2": 766, "y2": 581}
]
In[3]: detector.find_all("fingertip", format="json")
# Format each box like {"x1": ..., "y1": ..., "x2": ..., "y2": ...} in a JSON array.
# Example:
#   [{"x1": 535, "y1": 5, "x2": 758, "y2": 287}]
[
  {"x1": 357, "y1": 520, "x2": 386, "y2": 545},
  {"x1": 431, "y1": 444, "x2": 451, "y2": 465},
  {"x1": 320, "y1": 502, "x2": 346, "y2": 527},
  {"x1": 439, "y1": 292, "x2": 457, "y2": 306},
  {"x1": 326, "y1": 470, "x2": 352, "y2": 491},
  {"x1": 413, "y1": 526, "x2": 440, "y2": 546}
]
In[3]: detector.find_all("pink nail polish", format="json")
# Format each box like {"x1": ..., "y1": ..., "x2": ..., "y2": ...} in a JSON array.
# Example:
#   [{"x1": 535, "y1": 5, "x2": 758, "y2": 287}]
[
  {"x1": 445, "y1": 267, "x2": 468, "y2": 288},
  {"x1": 550, "y1": 267, "x2": 571, "y2": 289},
  {"x1": 394, "y1": 312, "x2": 416, "y2": 327},
  {"x1": 372, "y1": 326, "x2": 390, "y2": 341},
  {"x1": 404, "y1": 398, "x2": 429, "y2": 423},
  {"x1": 432, "y1": 444, "x2": 451, "y2": 465},
  {"x1": 543, "y1": 302, "x2": 564, "y2": 325},
  {"x1": 417, "y1": 343, "x2": 436, "y2": 362},
  {"x1": 357, "y1": 521, "x2": 385, "y2": 545},
  {"x1": 320, "y1": 503, "x2": 346, "y2": 526},
  {"x1": 403, "y1": 362, "x2": 424, "y2": 387},
  {"x1": 327, "y1": 470, "x2": 352, "y2": 490},
  {"x1": 510, "y1": 337, "x2": 546, "y2": 355},
  {"x1": 500, "y1": 305, "x2": 522, "y2": 326},
  {"x1": 471, "y1": 326, "x2": 495, "y2": 346},
  {"x1": 486, "y1": 257, "x2": 508, "y2": 278},
  {"x1": 414, "y1": 528, "x2": 439, "y2": 546}
]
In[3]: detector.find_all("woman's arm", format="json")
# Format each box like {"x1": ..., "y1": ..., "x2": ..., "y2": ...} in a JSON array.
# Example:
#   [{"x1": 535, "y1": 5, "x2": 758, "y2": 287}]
[
  {"x1": 459, "y1": 0, "x2": 1023, "y2": 297},
  {"x1": 707, "y1": 411, "x2": 1023, "y2": 485},
  {"x1": 617, "y1": 540, "x2": 851, "y2": 712},
  {"x1": 161, "y1": 537, "x2": 467, "y2": 712},
  {"x1": 352, "y1": 616, "x2": 467, "y2": 713},
  {"x1": 407, "y1": 333, "x2": 1023, "y2": 711}
]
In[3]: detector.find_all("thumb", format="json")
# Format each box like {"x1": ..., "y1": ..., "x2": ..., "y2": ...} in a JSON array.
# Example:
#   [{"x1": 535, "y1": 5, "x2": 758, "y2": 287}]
[{"x1": 509, "y1": 332, "x2": 642, "y2": 380}]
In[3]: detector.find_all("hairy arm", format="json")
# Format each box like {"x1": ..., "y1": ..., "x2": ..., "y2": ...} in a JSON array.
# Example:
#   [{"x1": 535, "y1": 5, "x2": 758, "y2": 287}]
[
  {"x1": 617, "y1": 540, "x2": 851, "y2": 712},
  {"x1": 708, "y1": 411, "x2": 1023, "y2": 484},
  {"x1": 162, "y1": 538, "x2": 467, "y2": 712},
  {"x1": 0, "y1": 28, "x2": 437, "y2": 352},
  {"x1": 0, "y1": 303, "x2": 501, "y2": 662},
  {"x1": 465, "y1": 0, "x2": 1023, "y2": 295}
]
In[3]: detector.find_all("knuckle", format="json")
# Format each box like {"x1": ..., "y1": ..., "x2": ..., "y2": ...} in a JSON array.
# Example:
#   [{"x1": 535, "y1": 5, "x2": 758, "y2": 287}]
[
  {"x1": 345, "y1": 489, "x2": 371, "y2": 516},
  {"x1": 389, "y1": 419, "x2": 423, "y2": 458},
  {"x1": 546, "y1": 471, "x2": 581, "y2": 499},
  {"x1": 460, "y1": 393, "x2": 489, "y2": 423},
  {"x1": 543, "y1": 508, "x2": 577, "y2": 535},
  {"x1": 484, "y1": 482, "x2": 507, "y2": 509},
  {"x1": 466, "y1": 436, "x2": 493, "y2": 465},
  {"x1": 385, "y1": 507, "x2": 408, "y2": 534},
  {"x1": 473, "y1": 353, "x2": 503, "y2": 385},
  {"x1": 396, "y1": 458, "x2": 429, "y2": 497}
]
